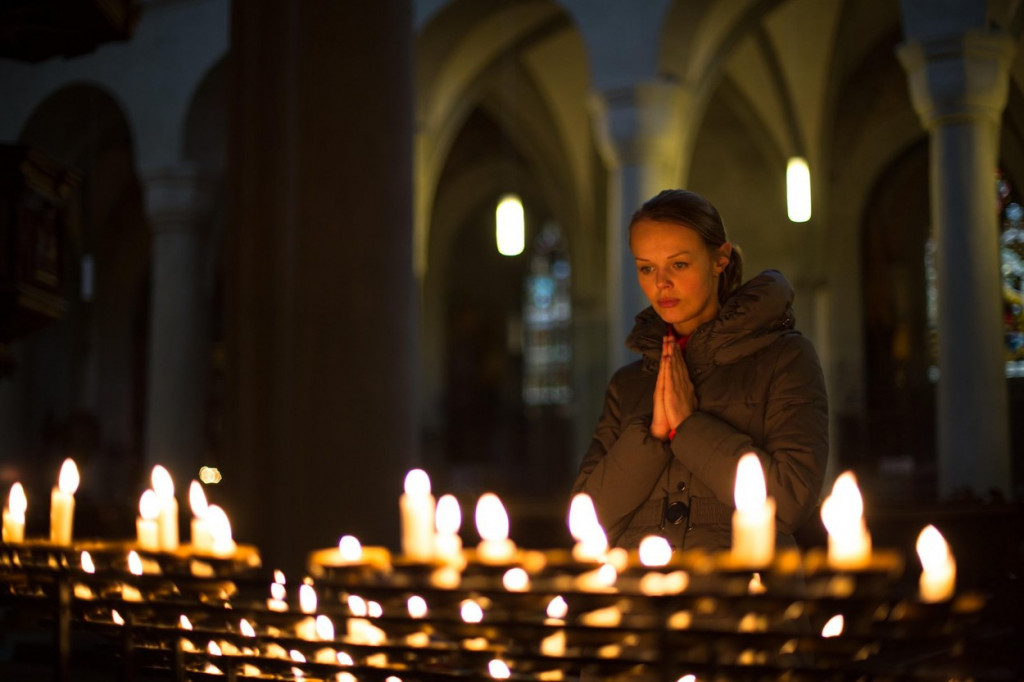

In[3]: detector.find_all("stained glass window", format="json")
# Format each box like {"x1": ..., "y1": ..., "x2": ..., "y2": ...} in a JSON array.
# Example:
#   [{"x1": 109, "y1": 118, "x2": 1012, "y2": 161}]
[{"x1": 522, "y1": 222, "x2": 572, "y2": 405}]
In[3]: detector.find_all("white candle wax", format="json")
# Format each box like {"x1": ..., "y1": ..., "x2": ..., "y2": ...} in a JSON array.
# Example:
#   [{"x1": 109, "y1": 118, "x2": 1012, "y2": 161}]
[
  {"x1": 2, "y1": 482, "x2": 27, "y2": 543},
  {"x1": 474, "y1": 492, "x2": 517, "y2": 564},
  {"x1": 50, "y1": 459, "x2": 79, "y2": 545},
  {"x1": 136, "y1": 489, "x2": 160, "y2": 551},
  {"x1": 400, "y1": 469, "x2": 436, "y2": 561},
  {"x1": 731, "y1": 453, "x2": 775, "y2": 567},
  {"x1": 189, "y1": 480, "x2": 213, "y2": 553},
  {"x1": 433, "y1": 494, "x2": 463, "y2": 564},
  {"x1": 151, "y1": 466, "x2": 179, "y2": 551}
]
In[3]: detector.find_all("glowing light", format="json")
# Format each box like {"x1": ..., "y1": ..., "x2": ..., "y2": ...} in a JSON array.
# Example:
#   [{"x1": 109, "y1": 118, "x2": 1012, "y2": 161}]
[
  {"x1": 337, "y1": 651, "x2": 355, "y2": 666},
  {"x1": 189, "y1": 481, "x2": 208, "y2": 517},
  {"x1": 786, "y1": 157, "x2": 812, "y2": 222},
  {"x1": 435, "y1": 494, "x2": 461, "y2": 534},
  {"x1": 677, "y1": 676, "x2": 697, "y2": 682},
  {"x1": 198, "y1": 466, "x2": 221, "y2": 484},
  {"x1": 270, "y1": 582, "x2": 286, "y2": 601},
  {"x1": 407, "y1": 595, "x2": 428, "y2": 619},
  {"x1": 496, "y1": 194, "x2": 525, "y2": 256},
  {"x1": 111, "y1": 610, "x2": 124, "y2": 626},
  {"x1": 348, "y1": 595, "x2": 368, "y2": 617},
  {"x1": 8, "y1": 482, "x2": 26, "y2": 520},
  {"x1": 367, "y1": 600, "x2": 383, "y2": 618},
  {"x1": 128, "y1": 550, "x2": 143, "y2": 576},
  {"x1": 404, "y1": 469, "x2": 431, "y2": 497},
  {"x1": 299, "y1": 583, "x2": 317, "y2": 614},
  {"x1": 139, "y1": 489, "x2": 160, "y2": 521},
  {"x1": 240, "y1": 619, "x2": 255, "y2": 637},
  {"x1": 546, "y1": 596, "x2": 568, "y2": 620},
  {"x1": 821, "y1": 614, "x2": 844, "y2": 638},
  {"x1": 568, "y1": 493, "x2": 608, "y2": 561},
  {"x1": 59, "y1": 459, "x2": 80, "y2": 495},
  {"x1": 179, "y1": 615, "x2": 193, "y2": 630},
  {"x1": 316, "y1": 615, "x2": 335, "y2": 641},
  {"x1": 820, "y1": 471, "x2": 872, "y2": 569},
  {"x1": 916, "y1": 524, "x2": 956, "y2": 602},
  {"x1": 208, "y1": 640, "x2": 222, "y2": 656},
  {"x1": 151, "y1": 465, "x2": 173, "y2": 500},
  {"x1": 488, "y1": 659, "x2": 512, "y2": 679},
  {"x1": 205, "y1": 504, "x2": 235, "y2": 555},
  {"x1": 460, "y1": 599, "x2": 484, "y2": 623},
  {"x1": 273, "y1": 569, "x2": 286, "y2": 584},
  {"x1": 80, "y1": 551, "x2": 95, "y2": 574},
  {"x1": 734, "y1": 454, "x2": 767, "y2": 511},
  {"x1": 502, "y1": 567, "x2": 529, "y2": 591},
  {"x1": 289, "y1": 649, "x2": 306, "y2": 663},
  {"x1": 638, "y1": 535, "x2": 672, "y2": 567},
  {"x1": 475, "y1": 493, "x2": 509, "y2": 542}
]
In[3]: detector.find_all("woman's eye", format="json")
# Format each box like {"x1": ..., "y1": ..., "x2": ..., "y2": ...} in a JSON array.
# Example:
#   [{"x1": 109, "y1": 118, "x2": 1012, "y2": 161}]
[
  {"x1": 673, "y1": 261, "x2": 689, "y2": 270},
  {"x1": 638, "y1": 265, "x2": 653, "y2": 275}
]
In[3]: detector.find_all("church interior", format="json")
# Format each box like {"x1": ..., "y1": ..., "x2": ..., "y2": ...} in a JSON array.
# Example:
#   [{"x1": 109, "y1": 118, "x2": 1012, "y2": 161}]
[{"x1": 0, "y1": 0, "x2": 1022, "y2": 678}]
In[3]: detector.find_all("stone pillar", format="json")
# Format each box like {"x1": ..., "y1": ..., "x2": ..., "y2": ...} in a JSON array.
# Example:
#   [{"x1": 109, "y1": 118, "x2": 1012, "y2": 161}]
[
  {"x1": 225, "y1": 0, "x2": 415, "y2": 572},
  {"x1": 898, "y1": 31, "x2": 1015, "y2": 498},
  {"x1": 590, "y1": 80, "x2": 687, "y2": 368},
  {"x1": 143, "y1": 164, "x2": 213, "y2": 480}
]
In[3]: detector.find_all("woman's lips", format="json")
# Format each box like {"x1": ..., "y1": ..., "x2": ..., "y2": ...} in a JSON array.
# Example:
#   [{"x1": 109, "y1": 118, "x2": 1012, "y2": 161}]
[{"x1": 659, "y1": 298, "x2": 680, "y2": 308}]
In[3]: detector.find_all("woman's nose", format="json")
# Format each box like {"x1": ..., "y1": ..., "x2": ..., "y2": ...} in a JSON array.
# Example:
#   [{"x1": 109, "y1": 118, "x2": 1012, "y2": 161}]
[{"x1": 656, "y1": 270, "x2": 671, "y2": 288}]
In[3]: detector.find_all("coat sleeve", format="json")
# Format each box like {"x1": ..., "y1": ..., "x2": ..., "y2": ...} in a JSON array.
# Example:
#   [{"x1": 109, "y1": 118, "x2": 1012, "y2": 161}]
[
  {"x1": 572, "y1": 370, "x2": 672, "y2": 545},
  {"x1": 670, "y1": 334, "x2": 828, "y2": 534}
]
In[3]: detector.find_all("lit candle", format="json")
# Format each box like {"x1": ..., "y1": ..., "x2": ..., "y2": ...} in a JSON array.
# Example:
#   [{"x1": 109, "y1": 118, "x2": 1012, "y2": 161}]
[
  {"x1": 50, "y1": 458, "x2": 79, "y2": 545},
  {"x1": 638, "y1": 535, "x2": 672, "y2": 567},
  {"x1": 731, "y1": 453, "x2": 775, "y2": 567},
  {"x1": 400, "y1": 469, "x2": 436, "y2": 561},
  {"x1": 338, "y1": 534, "x2": 363, "y2": 563},
  {"x1": 474, "y1": 492, "x2": 517, "y2": 564},
  {"x1": 433, "y1": 494, "x2": 463, "y2": 564},
  {"x1": 204, "y1": 504, "x2": 236, "y2": 557},
  {"x1": 346, "y1": 595, "x2": 386, "y2": 645},
  {"x1": 3, "y1": 482, "x2": 27, "y2": 543},
  {"x1": 568, "y1": 493, "x2": 608, "y2": 562},
  {"x1": 189, "y1": 480, "x2": 214, "y2": 553},
  {"x1": 136, "y1": 489, "x2": 160, "y2": 551},
  {"x1": 151, "y1": 465, "x2": 179, "y2": 551},
  {"x1": 820, "y1": 471, "x2": 872, "y2": 570},
  {"x1": 916, "y1": 524, "x2": 956, "y2": 602}
]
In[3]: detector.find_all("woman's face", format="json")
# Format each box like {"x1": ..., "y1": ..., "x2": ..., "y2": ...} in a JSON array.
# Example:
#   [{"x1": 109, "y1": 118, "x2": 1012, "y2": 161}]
[{"x1": 630, "y1": 219, "x2": 731, "y2": 336}]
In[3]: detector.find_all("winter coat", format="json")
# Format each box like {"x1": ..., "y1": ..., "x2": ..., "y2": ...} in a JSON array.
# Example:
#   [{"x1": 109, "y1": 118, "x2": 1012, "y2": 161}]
[{"x1": 572, "y1": 270, "x2": 828, "y2": 551}]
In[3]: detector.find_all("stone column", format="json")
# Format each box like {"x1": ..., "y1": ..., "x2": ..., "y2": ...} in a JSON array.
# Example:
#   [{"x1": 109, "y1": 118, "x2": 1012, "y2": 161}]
[
  {"x1": 898, "y1": 31, "x2": 1015, "y2": 498},
  {"x1": 225, "y1": 0, "x2": 415, "y2": 572},
  {"x1": 143, "y1": 164, "x2": 213, "y2": 480},
  {"x1": 590, "y1": 80, "x2": 687, "y2": 368}
]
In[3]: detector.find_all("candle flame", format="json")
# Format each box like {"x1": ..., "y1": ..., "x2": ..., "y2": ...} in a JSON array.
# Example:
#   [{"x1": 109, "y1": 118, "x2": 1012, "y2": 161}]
[
  {"x1": 299, "y1": 583, "x2": 317, "y2": 614},
  {"x1": 502, "y1": 567, "x2": 529, "y2": 591},
  {"x1": 569, "y1": 493, "x2": 608, "y2": 557},
  {"x1": 916, "y1": 524, "x2": 951, "y2": 570},
  {"x1": 179, "y1": 615, "x2": 193, "y2": 630},
  {"x1": 139, "y1": 489, "x2": 160, "y2": 521},
  {"x1": 337, "y1": 651, "x2": 355, "y2": 666},
  {"x1": 206, "y1": 640, "x2": 221, "y2": 656},
  {"x1": 289, "y1": 649, "x2": 306, "y2": 663},
  {"x1": 240, "y1": 618, "x2": 255, "y2": 637},
  {"x1": 315, "y1": 614, "x2": 335, "y2": 640},
  {"x1": 189, "y1": 480, "x2": 208, "y2": 517},
  {"x1": 151, "y1": 465, "x2": 173, "y2": 499},
  {"x1": 338, "y1": 535, "x2": 362, "y2": 561},
  {"x1": 127, "y1": 550, "x2": 143, "y2": 576},
  {"x1": 80, "y1": 551, "x2": 95, "y2": 574},
  {"x1": 821, "y1": 614, "x2": 844, "y2": 638},
  {"x1": 347, "y1": 594, "x2": 368, "y2": 617},
  {"x1": 273, "y1": 569, "x2": 286, "y2": 584},
  {"x1": 488, "y1": 659, "x2": 511, "y2": 679},
  {"x1": 8, "y1": 482, "x2": 26, "y2": 519},
  {"x1": 460, "y1": 599, "x2": 484, "y2": 623},
  {"x1": 435, "y1": 494, "x2": 461, "y2": 534},
  {"x1": 58, "y1": 458, "x2": 80, "y2": 495},
  {"x1": 112, "y1": 609, "x2": 124, "y2": 625},
  {"x1": 546, "y1": 595, "x2": 568, "y2": 619},
  {"x1": 677, "y1": 676, "x2": 696, "y2": 682},
  {"x1": 407, "y1": 595, "x2": 428, "y2": 618},
  {"x1": 820, "y1": 471, "x2": 863, "y2": 535},
  {"x1": 404, "y1": 468, "x2": 431, "y2": 497},
  {"x1": 368, "y1": 600, "x2": 383, "y2": 618},
  {"x1": 638, "y1": 535, "x2": 672, "y2": 566},
  {"x1": 270, "y1": 582, "x2": 286, "y2": 601},
  {"x1": 596, "y1": 562, "x2": 618, "y2": 587},
  {"x1": 475, "y1": 492, "x2": 509, "y2": 542},
  {"x1": 734, "y1": 453, "x2": 766, "y2": 511},
  {"x1": 205, "y1": 504, "x2": 233, "y2": 546}
]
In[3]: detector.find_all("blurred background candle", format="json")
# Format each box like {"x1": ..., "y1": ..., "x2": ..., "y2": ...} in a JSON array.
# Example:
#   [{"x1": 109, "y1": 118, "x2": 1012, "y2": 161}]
[
  {"x1": 205, "y1": 504, "x2": 236, "y2": 557},
  {"x1": 3, "y1": 482, "x2": 27, "y2": 543},
  {"x1": 731, "y1": 453, "x2": 775, "y2": 567},
  {"x1": 474, "y1": 493, "x2": 516, "y2": 563},
  {"x1": 50, "y1": 458, "x2": 79, "y2": 545},
  {"x1": 820, "y1": 471, "x2": 872, "y2": 569},
  {"x1": 433, "y1": 494, "x2": 463, "y2": 564},
  {"x1": 189, "y1": 480, "x2": 213, "y2": 553},
  {"x1": 568, "y1": 493, "x2": 608, "y2": 562},
  {"x1": 916, "y1": 524, "x2": 956, "y2": 602},
  {"x1": 400, "y1": 469, "x2": 436, "y2": 561},
  {"x1": 151, "y1": 465, "x2": 178, "y2": 551},
  {"x1": 136, "y1": 489, "x2": 160, "y2": 551}
]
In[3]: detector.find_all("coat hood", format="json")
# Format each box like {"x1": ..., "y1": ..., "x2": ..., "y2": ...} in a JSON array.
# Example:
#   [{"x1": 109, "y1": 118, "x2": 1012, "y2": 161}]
[{"x1": 625, "y1": 269, "x2": 796, "y2": 369}]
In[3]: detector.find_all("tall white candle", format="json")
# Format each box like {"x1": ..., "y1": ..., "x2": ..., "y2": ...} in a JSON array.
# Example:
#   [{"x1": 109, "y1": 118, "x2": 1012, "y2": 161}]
[
  {"x1": 3, "y1": 482, "x2": 27, "y2": 543},
  {"x1": 731, "y1": 453, "x2": 775, "y2": 567},
  {"x1": 820, "y1": 471, "x2": 872, "y2": 569},
  {"x1": 50, "y1": 458, "x2": 79, "y2": 545},
  {"x1": 189, "y1": 480, "x2": 214, "y2": 553},
  {"x1": 433, "y1": 494, "x2": 463, "y2": 564},
  {"x1": 916, "y1": 525, "x2": 956, "y2": 602},
  {"x1": 151, "y1": 465, "x2": 179, "y2": 551},
  {"x1": 400, "y1": 469, "x2": 436, "y2": 561},
  {"x1": 474, "y1": 493, "x2": 517, "y2": 563},
  {"x1": 136, "y1": 489, "x2": 160, "y2": 551}
]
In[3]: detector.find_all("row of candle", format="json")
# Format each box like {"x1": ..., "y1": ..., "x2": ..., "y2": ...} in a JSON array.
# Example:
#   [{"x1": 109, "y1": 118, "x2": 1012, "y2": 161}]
[{"x1": 1, "y1": 459, "x2": 236, "y2": 558}]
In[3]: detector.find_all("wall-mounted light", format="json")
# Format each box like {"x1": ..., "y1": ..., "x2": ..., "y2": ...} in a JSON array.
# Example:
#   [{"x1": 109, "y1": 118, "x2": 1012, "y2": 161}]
[
  {"x1": 786, "y1": 157, "x2": 812, "y2": 223},
  {"x1": 496, "y1": 194, "x2": 525, "y2": 256}
]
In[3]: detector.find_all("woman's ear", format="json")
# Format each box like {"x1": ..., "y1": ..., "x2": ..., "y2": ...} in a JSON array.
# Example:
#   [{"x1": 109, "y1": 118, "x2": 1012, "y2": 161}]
[{"x1": 715, "y1": 243, "x2": 733, "y2": 274}]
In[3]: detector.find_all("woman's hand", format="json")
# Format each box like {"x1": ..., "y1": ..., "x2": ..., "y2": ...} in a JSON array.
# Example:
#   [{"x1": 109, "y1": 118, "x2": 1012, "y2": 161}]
[{"x1": 651, "y1": 334, "x2": 697, "y2": 440}]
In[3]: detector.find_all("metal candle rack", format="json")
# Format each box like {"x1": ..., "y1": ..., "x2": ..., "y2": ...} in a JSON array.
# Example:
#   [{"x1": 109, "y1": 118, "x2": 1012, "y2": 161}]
[{"x1": 0, "y1": 541, "x2": 1012, "y2": 681}]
